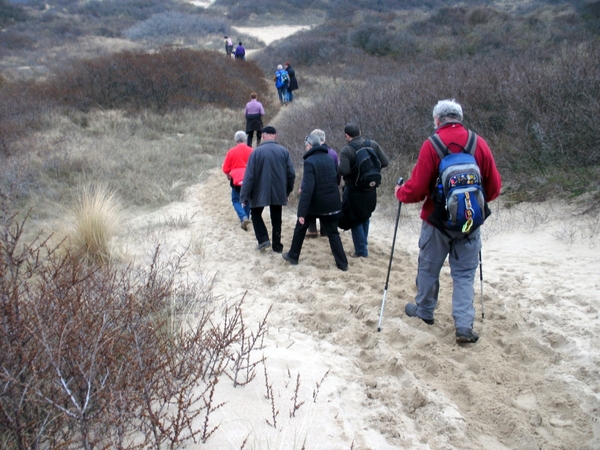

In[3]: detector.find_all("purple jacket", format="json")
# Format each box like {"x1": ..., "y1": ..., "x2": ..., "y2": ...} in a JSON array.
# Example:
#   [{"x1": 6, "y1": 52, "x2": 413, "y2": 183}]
[{"x1": 245, "y1": 99, "x2": 265, "y2": 116}]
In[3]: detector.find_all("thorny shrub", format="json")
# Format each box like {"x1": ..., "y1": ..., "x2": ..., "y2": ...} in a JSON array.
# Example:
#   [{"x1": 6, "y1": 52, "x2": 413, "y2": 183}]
[{"x1": 0, "y1": 199, "x2": 270, "y2": 449}]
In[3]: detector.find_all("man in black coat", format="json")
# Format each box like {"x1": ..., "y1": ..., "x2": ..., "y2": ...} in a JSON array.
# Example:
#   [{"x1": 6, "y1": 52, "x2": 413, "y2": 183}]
[
  {"x1": 241, "y1": 126, "x2": 296, "y2": 252},
  {"x1": 282, "y1": 134, "x2": 348, "y2": 271}
]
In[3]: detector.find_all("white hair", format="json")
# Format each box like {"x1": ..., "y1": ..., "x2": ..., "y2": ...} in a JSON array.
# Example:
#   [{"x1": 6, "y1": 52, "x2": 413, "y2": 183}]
[
  {"x1": 433, "y1": 99, "x2": 463, "y2": 121},
  {"x1": 311, "y1": 129, "x2": 326, "y2": 144},
  {"x1": 305, "y1": 133, "x2": 321, "y2": 147},
  {"x1": 234, "y1": 130, "x2": 247, "y2": 143},
  {"x1": 277, "y1": 64, "x2": 283, "y2": 70}
]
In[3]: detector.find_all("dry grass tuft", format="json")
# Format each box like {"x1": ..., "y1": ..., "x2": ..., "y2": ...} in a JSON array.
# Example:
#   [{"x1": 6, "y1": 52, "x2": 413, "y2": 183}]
[{"x1": 68, "y1": 184, "x2": 122, "y2": 264}]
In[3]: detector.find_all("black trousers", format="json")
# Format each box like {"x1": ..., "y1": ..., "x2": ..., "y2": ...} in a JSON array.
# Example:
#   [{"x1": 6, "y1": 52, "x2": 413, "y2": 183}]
[
  {"x1": 247, "y1": 130, "x2": 262, "y2": 147},
  {"x1": 287, "y1": 215, "x2": 348, "y2": 269},
  {"x1": 251, "y1": 205, "x2": 283, "y2": 252}
]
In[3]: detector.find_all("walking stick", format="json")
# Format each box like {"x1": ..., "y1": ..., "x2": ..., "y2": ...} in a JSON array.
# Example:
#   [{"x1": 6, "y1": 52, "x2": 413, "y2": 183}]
[
  {"x1": 479, "y1": 250, "x2": 484, "y2": 320},
  {"x1": 377, "y1": 177, "x2": 404, "y2": 332}
]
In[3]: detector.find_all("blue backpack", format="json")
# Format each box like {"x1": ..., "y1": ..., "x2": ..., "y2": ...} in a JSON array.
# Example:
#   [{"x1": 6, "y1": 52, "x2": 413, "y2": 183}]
[{"x1": 428, "y1": 130, "x2": 489, "y2": 234}]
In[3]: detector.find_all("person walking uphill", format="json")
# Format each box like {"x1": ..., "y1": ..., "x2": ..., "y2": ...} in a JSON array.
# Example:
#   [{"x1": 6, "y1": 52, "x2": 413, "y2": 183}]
[
  {"x1": 306, "y1": 128, "x2": 340, "y2": 237},
  {"x1": 338, "y1": 123, "x2": 389, "y2": 258},
  {"x1": 234, "y1": 42, "x2": 245, "y2": 60},
  {"x1": 224, "y1": 36, "x2": 233, "y2": 57},
  {"x1": 222, "y1": 131, "x2": 253, "y2": 231},
  {"x1": 274, "y1": 65, "x2": 289, "y2": 105},
  {"x1": 245, "y1": 92, "x2": 265, "y2": 147},
  {"x1": 282, "y1": 134, "x2": 348, "y2": 271},
  {"x1": 395, "y1": 99, "x2": 502, "y2": 344},
  {"x1": 284, "y1": 62, "x2": 298, "y2": 103},
  {"x1": 241, "y1": 126, "x2": 296, "y2": 253}
]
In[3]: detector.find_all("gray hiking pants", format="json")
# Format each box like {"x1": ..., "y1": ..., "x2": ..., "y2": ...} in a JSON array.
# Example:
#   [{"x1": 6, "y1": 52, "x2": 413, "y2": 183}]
[{"x1": 414, "y1": 221, "x2": 481, "y2": 330}]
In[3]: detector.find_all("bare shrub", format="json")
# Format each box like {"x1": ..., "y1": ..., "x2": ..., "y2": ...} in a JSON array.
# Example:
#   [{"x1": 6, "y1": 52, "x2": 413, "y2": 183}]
[
  {"x1": 275, "y1": 42, "x2": 600, "y2": 201},
  {"x1": 0, "y1": 0, "x2": 28, "y2": 27},
  {"x1": 0, "y1": 203, "x2": 271, "y2": 449},
  {"x1": 124, "y1": 11, "x2": 230, "y2": 45},
  {"x1": 44, "y1": 48, "x2": 270, "y2": 112}
]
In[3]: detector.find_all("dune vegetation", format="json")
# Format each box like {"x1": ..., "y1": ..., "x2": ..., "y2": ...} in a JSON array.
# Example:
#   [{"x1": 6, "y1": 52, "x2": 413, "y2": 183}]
[{"x1": 0, "y1": 0, "x2": 599, "y2": 447}]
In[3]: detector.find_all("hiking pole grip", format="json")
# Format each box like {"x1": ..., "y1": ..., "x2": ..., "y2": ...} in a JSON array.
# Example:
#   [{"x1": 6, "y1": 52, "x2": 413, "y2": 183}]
[{"x1": 377, "y1": 177, "x2": 404, "y2": 332}]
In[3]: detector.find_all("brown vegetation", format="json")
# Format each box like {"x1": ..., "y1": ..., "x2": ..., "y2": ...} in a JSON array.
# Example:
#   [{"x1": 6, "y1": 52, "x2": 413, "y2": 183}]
[{"x1": 0, "y1": 201, "x2": 270, "y2": 449}]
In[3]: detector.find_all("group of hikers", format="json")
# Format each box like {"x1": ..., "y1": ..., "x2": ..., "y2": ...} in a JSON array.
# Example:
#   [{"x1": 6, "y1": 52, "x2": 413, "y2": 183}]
[
  {"x1": 273, "y1": 62, "x2": 298, "y2": 105},
  {"x1": 223, "y1": 99, "x2": 502, "y2": 344},
  {"x1": 224, "y1": 36, "x2": 246, "y2": 60}
]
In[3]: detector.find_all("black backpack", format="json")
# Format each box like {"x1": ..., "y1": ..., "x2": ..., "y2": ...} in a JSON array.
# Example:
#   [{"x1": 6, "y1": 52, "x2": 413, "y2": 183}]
[{"x1": 349, "y1": 140, "x2": 382, "y2": 190}]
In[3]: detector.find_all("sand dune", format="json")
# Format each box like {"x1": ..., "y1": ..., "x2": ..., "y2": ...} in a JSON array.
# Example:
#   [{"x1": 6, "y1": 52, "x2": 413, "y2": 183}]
[{"x1": 120, "y1": 166, "x2": 599, "y2": 449}]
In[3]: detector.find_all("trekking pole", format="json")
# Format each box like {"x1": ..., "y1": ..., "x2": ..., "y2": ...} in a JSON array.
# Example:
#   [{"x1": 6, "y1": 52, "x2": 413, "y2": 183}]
[
  {"x1": 377, "y1": 177, "x2": 404, "y2": 332},
  {"x1": 479, "y1": 250, "x2": 484, "y2": 320}
]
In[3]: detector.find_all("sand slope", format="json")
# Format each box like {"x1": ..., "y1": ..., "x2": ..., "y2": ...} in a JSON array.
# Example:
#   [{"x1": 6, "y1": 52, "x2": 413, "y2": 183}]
[{"x1": 121, "y1": 165, "x2": 599, "y2": 449}]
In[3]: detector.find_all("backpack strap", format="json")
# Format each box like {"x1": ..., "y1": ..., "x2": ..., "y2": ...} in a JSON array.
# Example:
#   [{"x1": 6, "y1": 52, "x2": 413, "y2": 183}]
[
  {"x1": 463, "y1": 130, "x2": 477, "y2": 155},
  {"x1": 348, "y1": 139, "x2": 370, "y2": 152},
  {"x1": 428, "y1": 133, "x2": 448, "y2": 160},
  {"x1": 429, "y1": 130, "x2": 478, "y2": 158}
]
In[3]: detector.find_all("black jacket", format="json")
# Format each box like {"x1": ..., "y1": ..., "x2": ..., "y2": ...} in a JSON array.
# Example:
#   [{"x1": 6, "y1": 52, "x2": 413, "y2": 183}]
[
  {"x1": 286, "y1": 65, "x2": 299, "y2": 92},
  {"x1": 297, "y1": 145, "x2": 341, "y2": 218}
]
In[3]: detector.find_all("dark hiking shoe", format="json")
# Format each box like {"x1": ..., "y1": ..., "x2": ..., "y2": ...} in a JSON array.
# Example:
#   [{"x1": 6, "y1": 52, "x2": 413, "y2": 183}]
[
  {"x1": 350, "y1": 253, "x2": 368, "y2": 258},
  {"x1": 272, "y1": 244, "x2": 283, "y2": 253},
  {"x1": 256, "y1": 240, "x2": 271, "y2": 251},
  {"x1": 306, "y1": 231, "x2": 318, "y2": 238},
  {"x1": 456, "y1": 328, "x2": 479, "y2": 343},
  {"x1": 282, "y1": 252, "x2": 298, "y2": 265},
  {"x1": 338, "y1": 265, "x2": 348, "y2": 272},
  {"x1": 405, "y1": 303, "x2": 434, "y2": 325}
]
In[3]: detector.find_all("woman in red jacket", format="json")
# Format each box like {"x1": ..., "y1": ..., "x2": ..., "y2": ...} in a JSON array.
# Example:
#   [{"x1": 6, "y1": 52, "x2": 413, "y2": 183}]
[{"x1": 223, "y1": 131, "x2": 253, "y2": 230}]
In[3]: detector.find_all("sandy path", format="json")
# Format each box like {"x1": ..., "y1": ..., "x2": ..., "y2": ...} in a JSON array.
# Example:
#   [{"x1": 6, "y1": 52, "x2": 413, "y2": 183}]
[
  {"x1": 121, "y1": 168, "x2": 599, "y2": 449},
  {"x1": 116, "y1": 20, "x2": 599, "y2": 450}
]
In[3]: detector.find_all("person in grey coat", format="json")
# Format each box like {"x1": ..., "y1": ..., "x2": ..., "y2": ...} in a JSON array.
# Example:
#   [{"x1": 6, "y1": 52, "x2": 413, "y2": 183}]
[
  {"x1": 282, "y1": 134, "x2": 348, "y2": 271},
  {"x1": 241, "y1": 126, "x2": 296, "y2": 252}
]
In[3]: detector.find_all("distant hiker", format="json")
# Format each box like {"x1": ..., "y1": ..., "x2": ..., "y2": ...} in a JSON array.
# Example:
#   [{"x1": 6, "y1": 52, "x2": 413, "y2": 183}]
[
  {"x1": 305, "y1": 128, "x2": 340, "y2": 238},
  {"x1": 245, "y1": 92, "x2": 265, "y2": 147},
  {"x1": 282, "y1": 134, "x2": 348, "y2": 271},
  {"x1": 338, "y1": 123, "x2": 389, "y2": 258},
  {"x1": 396, "y1": 99, "x2": 502, "y2": 344},
  {"x1": 284, "y1": 62, "x2": 298, "y2": 103},
  {"x1": 223, "y1": 131, "x2": 253, "y2": 231},
  {"x1": 241, "y1": 126, "x2": 296, "y2": 253},
  {"x1": 235, "y1": 42, "x2": 246, "y2": 60},
  {"x1": 274, "y1": 64, "x2": 289, "y2": 105},
  {"x1": 224, "y1": 36, "x2": 233, "y2": 57}
]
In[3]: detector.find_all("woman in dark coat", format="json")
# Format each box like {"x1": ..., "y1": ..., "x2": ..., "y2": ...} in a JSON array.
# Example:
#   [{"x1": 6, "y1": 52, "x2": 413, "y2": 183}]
[
  {"x1": 282, "y1": 134, "x2": 348, "y2": 271},
  {"x1": 284, "y1": 62, "x2": 298, "y2": 102}
]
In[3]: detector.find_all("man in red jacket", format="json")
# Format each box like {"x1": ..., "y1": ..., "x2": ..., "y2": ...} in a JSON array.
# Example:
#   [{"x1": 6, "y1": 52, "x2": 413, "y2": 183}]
[
  {"x1": 223, "y1": 131, "x2": 253, "y2": 230},
  {"x1": 395, "y1": 99, "x2": 502, "y2": 343}
]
